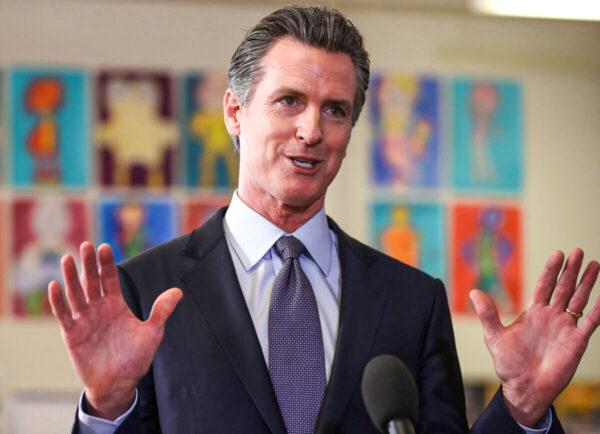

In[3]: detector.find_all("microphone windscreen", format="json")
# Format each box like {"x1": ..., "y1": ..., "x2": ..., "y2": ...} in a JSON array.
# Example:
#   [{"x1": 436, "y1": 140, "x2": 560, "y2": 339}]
[{"x1": 361, "y1": 354, "x2": 419, "y2": 432}]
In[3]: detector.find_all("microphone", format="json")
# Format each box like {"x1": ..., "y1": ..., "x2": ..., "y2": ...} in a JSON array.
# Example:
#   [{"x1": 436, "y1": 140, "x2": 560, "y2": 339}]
[{"x1": 361, "y1": 354, "x2": 419, "y2": 434}]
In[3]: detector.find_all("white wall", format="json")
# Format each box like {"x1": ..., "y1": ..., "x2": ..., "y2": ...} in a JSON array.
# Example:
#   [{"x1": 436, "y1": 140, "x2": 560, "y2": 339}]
[{"x1": 0, "y1": 0, "x2": 599, "y2": 429}]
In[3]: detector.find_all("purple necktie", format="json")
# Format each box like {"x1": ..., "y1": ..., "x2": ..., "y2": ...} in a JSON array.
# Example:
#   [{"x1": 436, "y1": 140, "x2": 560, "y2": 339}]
[{"x1": 268, "y1": 236, "x2": 327, "y2": 434}]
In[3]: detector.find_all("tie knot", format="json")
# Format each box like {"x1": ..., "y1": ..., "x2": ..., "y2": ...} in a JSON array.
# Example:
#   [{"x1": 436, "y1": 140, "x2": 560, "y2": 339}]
[{"x1": 276, "y1": 236, "x2": 305, "y2": 261}]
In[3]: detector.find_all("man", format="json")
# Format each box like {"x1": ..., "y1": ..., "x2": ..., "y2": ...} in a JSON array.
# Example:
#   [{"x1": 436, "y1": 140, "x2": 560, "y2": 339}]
[{"x1": 48, "y1": 6, "x2": 600, "y2": 434}]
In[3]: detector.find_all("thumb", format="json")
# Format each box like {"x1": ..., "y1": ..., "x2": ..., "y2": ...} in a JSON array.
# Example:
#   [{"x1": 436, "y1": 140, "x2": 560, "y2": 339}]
[
  {"x1": 469, "y1": 289, "x2": 503, "y2": 343},
  {"x1": 147, "y1": 287, "x2": 183, "y2": 330}
]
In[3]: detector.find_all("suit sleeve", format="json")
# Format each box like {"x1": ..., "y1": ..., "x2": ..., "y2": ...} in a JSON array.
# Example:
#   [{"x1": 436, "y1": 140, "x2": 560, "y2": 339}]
[{"x1": 471, "y1": 387, "x2": 565, "y2": 433}]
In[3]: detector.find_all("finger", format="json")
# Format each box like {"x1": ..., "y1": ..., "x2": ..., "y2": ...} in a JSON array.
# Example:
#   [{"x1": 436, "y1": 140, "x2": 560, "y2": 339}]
[
  {"x1": 98, "y1": 243, "x2": 121, "y2": 297},
  {"x1": 532, "y1": 251, "x2": 564, "y2": 305},
  {"x1": 147, "y1": 288, "x2": 183, "y2": 331},
  {"x1": 61, "y1": 254, "x2": 88, "y2": 314},
  {"x1": 470, "y1": 289, "x2": 503, "y2": 343},
  {"x1": 567, "y1": 261, "x2": 600, "y2": 316},
  {"x1": 580, "y1": 295, "x2": 600, "y2": 339},
  {"x1": 48, "y1": 280, "x2": 75, "y2": 330},
  {"x1": 80, "y1": 241, "x2": 102, "y2": 302},
  {"x1": 551, "y1": 248, "x2": 584, "y2": 309}
]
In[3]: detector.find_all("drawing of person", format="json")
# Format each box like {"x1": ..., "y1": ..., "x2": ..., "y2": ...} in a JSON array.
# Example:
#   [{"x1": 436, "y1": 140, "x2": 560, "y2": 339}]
[
  {"x1": 189, "y1": 72, "x2": 239, "y2": 187},
  {"x1": 376, "y1": 75, "x2": 431, "y2": 189},
  {"x1": 469, "y1": 83, "x2": 499, "y2": 182},
  {"x1": 97, "y1": 78, "x2": 178, "y2": 187},
  {"x1": 115, "y1": 202, "x2": 148, "y2": 259},
  {"x1": 380, "y1": 206, "x2": 420, "y2": 267},
  {"x1": 461, "y1": 208, "x2": 513, "y2": 313},
  {"x1": 25, "y1": 77, "x2": 63, "y2": 184},
  {"x1": 14, "y1": 199, "x2": 75, "y2": 316}
]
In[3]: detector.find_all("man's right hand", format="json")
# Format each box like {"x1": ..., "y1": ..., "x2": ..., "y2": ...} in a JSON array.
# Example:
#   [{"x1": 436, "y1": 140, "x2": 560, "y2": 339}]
[{"x1": 48, "y1": 241, "x2": 183, "y2": 421}]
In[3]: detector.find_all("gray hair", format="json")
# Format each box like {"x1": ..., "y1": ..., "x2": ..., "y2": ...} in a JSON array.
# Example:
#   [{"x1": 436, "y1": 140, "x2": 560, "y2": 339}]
[{"x1": 227, "y1": 5, "x2": 370, "y2": 149}]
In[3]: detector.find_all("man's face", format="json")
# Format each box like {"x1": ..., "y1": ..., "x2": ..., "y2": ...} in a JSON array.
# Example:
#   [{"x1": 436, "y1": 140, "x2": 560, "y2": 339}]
[{"x1": 225, "y1": 36, "x2": 356, "y2": 211}]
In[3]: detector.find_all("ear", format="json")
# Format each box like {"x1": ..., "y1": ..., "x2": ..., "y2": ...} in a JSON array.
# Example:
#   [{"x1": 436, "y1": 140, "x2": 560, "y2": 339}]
[{"x1": 223, "y1": 88, "x2": 242, "y2": 136}]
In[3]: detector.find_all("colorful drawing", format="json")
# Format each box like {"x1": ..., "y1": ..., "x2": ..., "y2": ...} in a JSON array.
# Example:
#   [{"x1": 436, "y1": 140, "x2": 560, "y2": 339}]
[
  {"x1": 370, "y1": 73, "x2": 440, "y2": 190},
  {"x1": 182, "y1": 195, "x2": 231, "y2": 234},
  {"x1": 98, "y1": 197, "x2": 178, "y2": 262},
  {"x1": 452, "y1": 79, "x2": 523, "y2": 193},
  {"x1": 96, "y1": 70, "x2": 178, "y2": 187},
  {"x1": 0, "y1": 70, "x2": 3, "y2": 183},
  {"x1": 182, "y1": 72, "x2": 238, "y2": 188},
  {"x1": 371, "y1": 202, "x2": 445, "y2": 279},
  {"x1": 11, "y1": 196, "x2": 88, "y2": 317},
  {"x1": 9, "y1": 68, "x2": 88, "y2": 187},
  {"x1": 450, "y1": 203, "x2": 522, "y2": 315},
  {"x1": 555, "y1": 383, "x2": 600, "y2": 433}
]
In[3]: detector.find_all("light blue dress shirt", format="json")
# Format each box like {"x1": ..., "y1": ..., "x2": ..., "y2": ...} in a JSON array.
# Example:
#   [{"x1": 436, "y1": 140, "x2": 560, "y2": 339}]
[
  {"x1": 79, "y1": 191, "x2": 550, "y2": 433},
  {"x1": 223, "y1": 192, "x2": 341, "y2": 379}
]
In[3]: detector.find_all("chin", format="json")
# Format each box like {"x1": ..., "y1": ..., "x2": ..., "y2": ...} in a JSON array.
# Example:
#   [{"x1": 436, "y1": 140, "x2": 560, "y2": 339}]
[{"x1": 279, "y1": 189, "x2": 324, "y2": 209}]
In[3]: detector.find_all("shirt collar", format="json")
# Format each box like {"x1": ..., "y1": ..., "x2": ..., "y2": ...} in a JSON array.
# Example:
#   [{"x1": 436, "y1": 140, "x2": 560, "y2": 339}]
[{"x1": 224, "y1": 191, "x2": 332, "y2": 275}]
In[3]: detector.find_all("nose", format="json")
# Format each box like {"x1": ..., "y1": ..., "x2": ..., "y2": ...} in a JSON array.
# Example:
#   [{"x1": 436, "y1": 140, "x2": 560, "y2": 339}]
[{"x1": 296, "y1": 107, "x2": 323, "y2": 146}]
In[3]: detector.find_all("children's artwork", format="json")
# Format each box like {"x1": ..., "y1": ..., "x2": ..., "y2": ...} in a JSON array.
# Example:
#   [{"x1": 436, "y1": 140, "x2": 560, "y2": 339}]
[
  {"x1": 370, "y1": 73, "x2": 441, "y2": 190},
  {"x1": 555, "y1": 383, "x2": 600, "y2": 433},
  {"x1": 11, "y1": 196, "x2": 88, "y2": 317},
  {"x1": 452, "y1": 79, "x2": 523, "y2": 193},
  {"x1": 182, "y1": 72, "x2": 238, "y2": 188},
  {"x1": 0, "y1": 69, "x2": 4, "y2": 183},
  {"x1": 9, "y1": 68, "x2": 88, "y2": 187},
  {"x1": 450, "y1": 203, "x2": 522, "y2": 316},
  {"x1": 98, "y1": 197, "x2": 178, "y2": 262},
  {"x1": 96, "y1": 70, "x2": 178, "y2": 188},
  {"x1": 371, "y1": 202, "x2": 445, "y2": 279},
  {"x1": 182, "y1": 195, "x2": 231, "y2": 234}
]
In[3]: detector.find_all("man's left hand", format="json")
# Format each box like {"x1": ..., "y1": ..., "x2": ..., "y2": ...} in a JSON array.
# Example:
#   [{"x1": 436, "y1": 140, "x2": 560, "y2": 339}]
[{"x1": 470, "y1": 248, "x2": 600, "y2": 427}]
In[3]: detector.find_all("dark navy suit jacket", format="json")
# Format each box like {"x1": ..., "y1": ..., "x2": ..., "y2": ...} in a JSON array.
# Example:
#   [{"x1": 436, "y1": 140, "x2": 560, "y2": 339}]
[{"x1": 74, "y1": 208, "x2": 564, "y2": 433}]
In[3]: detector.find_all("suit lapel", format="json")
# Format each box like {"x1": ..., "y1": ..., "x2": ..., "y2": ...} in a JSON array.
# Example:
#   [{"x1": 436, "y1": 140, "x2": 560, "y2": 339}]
[
  {"x1": 180, "y1": 209, "x2": 286, "y2": 434},
  {"x1": 178, "y1": 211, "x2": 388, "y2": 433},
  {"x1": 317, "y1": 219, "x2": 389, "y2": 432}
]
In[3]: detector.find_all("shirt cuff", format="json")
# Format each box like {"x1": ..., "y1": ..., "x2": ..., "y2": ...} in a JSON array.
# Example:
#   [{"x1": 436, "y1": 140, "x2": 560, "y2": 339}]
[
  {"x1": 77, "y1": 389, "x2": 138, "y2": 434},
  {"x1": 517, "y1": 408, "x2": 553, "y2": 434}
]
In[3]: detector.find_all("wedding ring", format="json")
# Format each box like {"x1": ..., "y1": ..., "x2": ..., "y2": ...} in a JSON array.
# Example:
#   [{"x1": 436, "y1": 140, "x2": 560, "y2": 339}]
[{"x1": 565, "y1": 308, "x2": 583, "y2": 319}]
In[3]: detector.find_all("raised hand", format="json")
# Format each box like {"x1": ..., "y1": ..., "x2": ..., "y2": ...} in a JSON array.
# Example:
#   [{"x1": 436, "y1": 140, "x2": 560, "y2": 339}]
[
  {"x1": 48, "y1": 241, "x2": 183, "y2": 420},
  {"x1": 470, "y1": 248, "x2": 600, "y2": 427}
]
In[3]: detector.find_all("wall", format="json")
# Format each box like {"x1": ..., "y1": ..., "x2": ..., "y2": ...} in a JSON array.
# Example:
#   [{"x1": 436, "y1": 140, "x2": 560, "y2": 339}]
[{"x1": 0, "y1": 0, "x2": 599, "y2": 429}]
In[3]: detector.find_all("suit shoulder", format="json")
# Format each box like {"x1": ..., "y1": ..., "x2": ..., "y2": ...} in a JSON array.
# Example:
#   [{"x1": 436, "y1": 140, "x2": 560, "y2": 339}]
[{"x1": 373, "y1": 248, "x2": 440, "y2": 287}]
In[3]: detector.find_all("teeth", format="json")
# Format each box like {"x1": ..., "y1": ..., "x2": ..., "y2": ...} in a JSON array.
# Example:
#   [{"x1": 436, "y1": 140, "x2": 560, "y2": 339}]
[{"x1": 293, "y1": 158, "x2": 315, "y2": 169}]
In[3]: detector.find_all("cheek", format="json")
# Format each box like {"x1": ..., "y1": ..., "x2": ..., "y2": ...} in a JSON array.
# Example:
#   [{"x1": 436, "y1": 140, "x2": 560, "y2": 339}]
[
  {"x1": 330, "y1": 131, "x2": 350, "y2": 160},
  {"x1": 325, "y1": 145, "x2": 348, "y2": 178}
]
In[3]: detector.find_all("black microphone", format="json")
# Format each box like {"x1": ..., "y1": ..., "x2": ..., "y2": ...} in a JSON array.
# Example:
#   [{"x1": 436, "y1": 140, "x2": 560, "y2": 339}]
[{"x1": 361, "y1": 354, "x2": 420, "y2": 434}]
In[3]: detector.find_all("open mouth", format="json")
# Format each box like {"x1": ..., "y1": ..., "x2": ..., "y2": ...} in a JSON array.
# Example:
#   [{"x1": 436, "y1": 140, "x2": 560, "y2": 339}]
[{"x1": 291, "y1": 158, "x2": 317, "y2": 169}]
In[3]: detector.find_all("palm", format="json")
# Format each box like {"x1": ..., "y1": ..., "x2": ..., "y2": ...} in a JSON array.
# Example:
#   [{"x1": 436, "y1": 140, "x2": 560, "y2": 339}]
[
  {"x1": 48, "y1": 242, "x2": 182, "y2": 419},
  {"x1": 471, "y1": 249, "x2": 600, "y2": 425},
  {"x1": 488, "y1": 305, "x2": 586, "y2": 400},
  {"x1": 64, "y1": 292, "x2": 156, "y2": 395}
]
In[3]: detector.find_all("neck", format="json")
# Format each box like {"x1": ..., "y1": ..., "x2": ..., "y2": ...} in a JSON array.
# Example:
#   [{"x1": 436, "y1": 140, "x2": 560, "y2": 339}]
[{"x1": 236, "y1": 190, "x2": 324, "y2": 233}]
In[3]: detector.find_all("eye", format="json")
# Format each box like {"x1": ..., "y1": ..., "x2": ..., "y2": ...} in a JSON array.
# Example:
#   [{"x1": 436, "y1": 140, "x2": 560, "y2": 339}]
[
  {"x1": 280, "y1": 95, "x2": 298, "y2": 106},
  {"x1": 326, "y1": 105, "x2": 348, "y2": 118}
]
